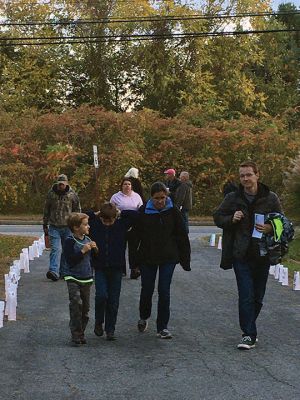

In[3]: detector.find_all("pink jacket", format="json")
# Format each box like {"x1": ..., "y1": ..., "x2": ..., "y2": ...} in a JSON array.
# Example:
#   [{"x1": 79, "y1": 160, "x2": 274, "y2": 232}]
[{"x1": 110, "y1": 191, "x2": 143, "y2": 211}]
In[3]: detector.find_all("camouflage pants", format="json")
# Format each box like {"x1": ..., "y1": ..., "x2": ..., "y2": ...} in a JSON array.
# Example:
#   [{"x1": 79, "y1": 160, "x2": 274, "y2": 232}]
[{"x1": 67, "y1": 281, "x2": 91, "y2": 340}]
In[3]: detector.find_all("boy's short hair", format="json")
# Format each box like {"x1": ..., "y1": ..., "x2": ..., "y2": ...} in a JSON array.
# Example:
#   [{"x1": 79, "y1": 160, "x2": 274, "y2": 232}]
[
  {"x1": 67, "y1": 212, "x2": 89, "y2": 232},
  {"x1": 99, "y1": 203, "x2": 118, "y2": 219}
]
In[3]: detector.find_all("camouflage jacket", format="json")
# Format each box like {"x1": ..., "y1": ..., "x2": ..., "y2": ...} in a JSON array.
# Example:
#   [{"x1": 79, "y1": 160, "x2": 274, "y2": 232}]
[{"x1": 43, "y1": 184, "x2": 81, "y2": 227}]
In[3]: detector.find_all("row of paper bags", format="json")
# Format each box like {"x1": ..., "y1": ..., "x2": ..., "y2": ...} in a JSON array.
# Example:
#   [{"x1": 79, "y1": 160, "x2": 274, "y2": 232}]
[{"x1": 0, "y1": 234, "x2": 46, "y2": 328}]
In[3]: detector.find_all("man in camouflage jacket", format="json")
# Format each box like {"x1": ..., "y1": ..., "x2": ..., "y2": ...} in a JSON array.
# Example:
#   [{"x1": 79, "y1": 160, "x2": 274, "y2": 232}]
[{"x1": 43, "y1": 174, "x2": 81, "y2": 281}]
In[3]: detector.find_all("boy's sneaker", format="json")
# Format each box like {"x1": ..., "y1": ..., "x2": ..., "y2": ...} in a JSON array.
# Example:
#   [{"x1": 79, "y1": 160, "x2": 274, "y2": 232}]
[
  {"x1": 137, "y1": 319, "x2": 148, "y2": 332},
  {"x1": 94, "y1": 323, "x2": 104, "y2": 337},
  {"x1": 46, "y1": 270, "x2": 59, "y2": 281},
  {"x1": 80, "y1": 336, "x2": 87, "y2": 344},
  {"x1": 71, "y1": 338, "x2": 81, "y2": 347},
  {"x1": 106, "y1": 332, "x2": 116, "y2": 341},
  {"x1": 157, "y1": 329, "x2": 172, "y2": 339},
  {"x1": 237, "y1": 336, "x2": 256, "y2": 350}
]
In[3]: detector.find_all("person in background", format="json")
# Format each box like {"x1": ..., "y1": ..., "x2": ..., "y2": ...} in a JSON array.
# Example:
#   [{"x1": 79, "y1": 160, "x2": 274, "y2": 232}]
[
  {"x1": 64, "y1": 213, "x2": 97, "y2": 346},
  {"x1": 223, "y1": 180, "x2": 238, "y2": 197},
  {"x1": 124, "y1": 167, "x2": 146, "y2": 204},
  {"x1": 213, "y1": 161, "x2": 282, "y2": 350},
  {"x1": 131, "y1": 182, "x2": 191, "y2": 339},
  {"x1": 175, "y1": 171, "x2": 193, "y2": 233},
  {"x1": 110, "y1": 178, "x2": 143, "y2": 278},
  {"x1": 43, "y1": 174, "x2": 81, "y2": 281},
  {"x1": 164, "y1": 168, "x2": 181, "y2": 202},
  {"x1": 124, "y1": 168, "x2": 146, "y2": 279}
]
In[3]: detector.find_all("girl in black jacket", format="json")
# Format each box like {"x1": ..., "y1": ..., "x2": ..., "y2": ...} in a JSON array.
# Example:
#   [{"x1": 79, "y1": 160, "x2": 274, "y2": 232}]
[{"x1": 131, "y1": 182, "x2": 191, "y2": 339}]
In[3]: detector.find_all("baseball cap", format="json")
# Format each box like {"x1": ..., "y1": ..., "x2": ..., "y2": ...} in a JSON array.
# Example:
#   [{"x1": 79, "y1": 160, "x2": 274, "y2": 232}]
[
  {"x1": 57, "y1": 174, "x2": 68, "y2": 184},
  {"x1": 164, "y1": 168, "x2": 176, "y2": 176}
]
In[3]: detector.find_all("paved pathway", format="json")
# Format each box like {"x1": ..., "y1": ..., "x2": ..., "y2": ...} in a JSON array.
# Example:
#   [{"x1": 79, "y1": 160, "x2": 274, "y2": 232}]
[{"x1": 0, "y1": 236, "x2": 300, "y2": 400}]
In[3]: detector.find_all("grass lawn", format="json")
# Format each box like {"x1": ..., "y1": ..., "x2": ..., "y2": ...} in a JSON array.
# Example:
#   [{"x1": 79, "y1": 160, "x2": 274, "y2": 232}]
[
  {"x1": 283, "y1": 234, "x2": 300, "y2": 276},
  {"x1": 0, "y1": 214, "x2": 42, "y2": 221},
  {"x1": 0, "y1": 234, "x2": 36, "y2": 298}
]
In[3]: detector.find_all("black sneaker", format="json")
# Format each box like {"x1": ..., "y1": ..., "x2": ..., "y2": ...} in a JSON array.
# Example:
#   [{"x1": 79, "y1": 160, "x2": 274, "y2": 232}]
[
  {"x1": 106, "y1": 332, "x2": 116, "y2": 341},
  {"x1": 94, "y1": 323, "x2": 104, "y2": 337},
  {"x1": 157, "y1": 329, "x2": 172, "y2": 339},
  {"x1": 237, "y1": 336, "x2": 256, "y2": 350},
  {"x1": 137, "y1": 319, "x2": 148, "y2": 332},
  {"x1": 46, "y1": 270, "x2": 59, "y2": 281},
  {"x1": 80, "y1": 337, "x2": 87, "y2": 344}
]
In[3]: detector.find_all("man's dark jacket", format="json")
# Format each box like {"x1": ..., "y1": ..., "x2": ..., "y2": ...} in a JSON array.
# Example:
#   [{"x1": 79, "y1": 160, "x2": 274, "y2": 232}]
[
  {"x1": 130, "y1": 203, "x2": 191, "y2": 269},
  {"x1": 166, "y1": 178, "x2": 181, "y2": 202},
  {"x1": 213, "y1": 182, "x2": 282, "y2": 269}
]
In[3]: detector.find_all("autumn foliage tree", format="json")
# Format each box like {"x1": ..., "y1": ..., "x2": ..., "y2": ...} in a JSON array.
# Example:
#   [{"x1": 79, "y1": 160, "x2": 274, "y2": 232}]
[{"x1": 0, "y1": 106, "x2": 298, "y2": 214}]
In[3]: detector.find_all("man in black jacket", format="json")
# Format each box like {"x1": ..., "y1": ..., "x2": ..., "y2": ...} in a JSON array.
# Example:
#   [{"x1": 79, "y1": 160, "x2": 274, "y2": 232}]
[{"x1": 213, "y1": 161, "x2": 282, "y2": 350}]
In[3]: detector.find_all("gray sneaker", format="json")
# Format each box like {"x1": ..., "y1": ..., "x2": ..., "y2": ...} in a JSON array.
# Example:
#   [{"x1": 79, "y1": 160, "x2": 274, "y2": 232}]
[
  {"x1": 157, "y1": 329, "x2": 172, "y2": 339},
  {"x1": 237, "y1": 336, "x2": 256, "y2": 350},
  {"x1": 137, "y1": 319, "x2": 148, "y2": 332}
]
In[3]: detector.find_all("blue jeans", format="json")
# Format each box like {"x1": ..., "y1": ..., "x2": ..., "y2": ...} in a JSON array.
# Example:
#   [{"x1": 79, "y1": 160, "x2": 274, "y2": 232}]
[
  {"x1": 94, "y1": 269, "x2": 123, "y2": 334},
  {"x1": 49, "y1": 225, "x2": 70, "y2": 277},
  {"x1": 233, "y1": 258, "x2": 270, "y2": 339},
  {"x1": 139, "y1": 263, "x2": 176, "y2": 332}
]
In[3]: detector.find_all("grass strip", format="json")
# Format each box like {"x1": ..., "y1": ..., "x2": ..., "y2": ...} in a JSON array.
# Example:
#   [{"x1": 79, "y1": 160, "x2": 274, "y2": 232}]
[
  {"x1": 283, "y1": 235, "x2": 300, "y2": 276},
  {"x1": 0, "y1": 234, "x2": 36, "y2": 298}
]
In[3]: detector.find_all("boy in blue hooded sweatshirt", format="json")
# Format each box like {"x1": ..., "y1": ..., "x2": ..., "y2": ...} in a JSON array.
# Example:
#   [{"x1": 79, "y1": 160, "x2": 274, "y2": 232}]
[{"x1": 64, "y1": 212, "x2": 97, "y2": 346}]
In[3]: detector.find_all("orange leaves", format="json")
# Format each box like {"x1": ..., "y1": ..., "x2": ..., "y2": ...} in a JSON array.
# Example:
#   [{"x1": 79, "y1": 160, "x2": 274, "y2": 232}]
[{"x1": 0, "y1": 106, "x2": 299, "y2": 214}]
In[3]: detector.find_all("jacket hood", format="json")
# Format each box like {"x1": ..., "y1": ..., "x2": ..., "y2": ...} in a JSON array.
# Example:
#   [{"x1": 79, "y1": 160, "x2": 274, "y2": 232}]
[
  {"x1": 238, "y1": 182, "x2": 270, "y2": 198},
  {"x1": 52, "y1": 183, "x2": 70, "y2": 194},
  {"x1": 144, "y1": 197, "x2": 173, "y2": 214}
]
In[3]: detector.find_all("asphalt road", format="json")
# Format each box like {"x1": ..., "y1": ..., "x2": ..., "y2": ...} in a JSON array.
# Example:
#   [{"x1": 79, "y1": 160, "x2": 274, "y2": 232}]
[{"x1": 0, "y1": 233, "x2": 300, "y2": 399}]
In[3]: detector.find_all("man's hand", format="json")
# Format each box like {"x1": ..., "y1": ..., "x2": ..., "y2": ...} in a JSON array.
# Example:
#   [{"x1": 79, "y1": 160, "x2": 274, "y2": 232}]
[
  {"x1": 255, "y1": 223, "x2": 273, "y2": 234},
  {"x1": 232, "y1": 211, "x2": 244, "y2": 223},
  {"x1": 43, "y1": 225, "x2": 49, "y2": 235}
]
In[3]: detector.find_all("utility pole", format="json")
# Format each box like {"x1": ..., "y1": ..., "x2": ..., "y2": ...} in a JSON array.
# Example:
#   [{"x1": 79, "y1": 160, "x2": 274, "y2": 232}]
[{"x1": 93, "y1": 145, "x2": 100, "y2": 209}]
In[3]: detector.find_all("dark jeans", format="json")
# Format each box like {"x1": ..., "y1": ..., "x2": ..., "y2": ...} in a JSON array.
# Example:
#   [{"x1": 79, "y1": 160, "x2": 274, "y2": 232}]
[
  {"x1": 233, "y1": 258, "x2": 270, "y2": 339},
  {"x1": 94, "y1": 268, "x2": 122, "y2": 334},
  {"x1": 67, "y1": 281, "x2": 91, "y2": 340},
  {"x1": 139, "y1": 263, "x2": 176, "y2": 332}
]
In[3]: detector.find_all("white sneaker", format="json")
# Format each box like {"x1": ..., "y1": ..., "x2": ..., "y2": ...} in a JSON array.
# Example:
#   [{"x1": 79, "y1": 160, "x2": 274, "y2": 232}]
[{"x1": 157, "y1": 329, "x2": 172, "y2": 339}]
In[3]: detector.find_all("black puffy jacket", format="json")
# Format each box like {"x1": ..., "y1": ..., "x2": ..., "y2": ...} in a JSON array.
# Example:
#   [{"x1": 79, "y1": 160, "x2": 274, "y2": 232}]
[
  {"x1": 213, "y1": 182, "x2": 282, "y2": 269},
  {"x1": 130, "y1": 204, "x2": 191, "y2": 269}
]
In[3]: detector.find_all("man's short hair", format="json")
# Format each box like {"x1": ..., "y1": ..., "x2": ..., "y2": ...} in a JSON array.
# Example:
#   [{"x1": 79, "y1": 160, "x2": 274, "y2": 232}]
[
  {"x1": 180, "y1": 171, "x2": 189, "y2": 179},
  {"x1": 67, "y1": 212, "x2": 88, "y2": 232},
  {"x1": 239, "y1": 161, "x2": 258, "y2": 174},
  {"x1": 99, "y1": 203, "x2": 118, "y2": 219}
]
